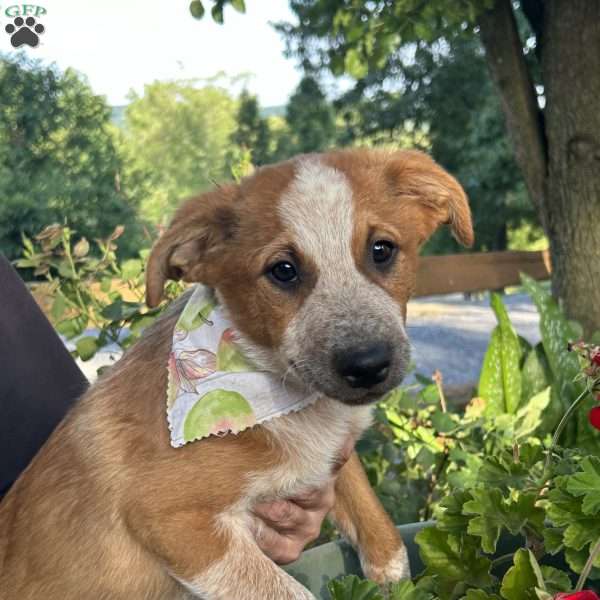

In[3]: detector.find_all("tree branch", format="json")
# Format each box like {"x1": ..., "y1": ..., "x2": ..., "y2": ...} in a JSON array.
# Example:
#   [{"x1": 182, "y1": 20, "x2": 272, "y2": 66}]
[{"x1": 477, "y1": 0, "x2": 547, "y2": 213}]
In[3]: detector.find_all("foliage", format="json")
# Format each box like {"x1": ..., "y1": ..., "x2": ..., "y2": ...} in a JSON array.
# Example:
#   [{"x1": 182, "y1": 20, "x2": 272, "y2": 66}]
[
  {"x1": 284, "y1": 26, "x2": 534, "y2": 255},
  {"x1": 15, "y1": 224, "x2": 182, "y2": 362},
  {"x1": 0, "y1": 54, "x2": 142, "y2": 260},
  {"x1": 230, "y1": 90, "x2": 272, "y2": 166},
  {"x1": 189, "y1": 0, "x2": 246, "y2": 24},
  {"x1": 285, "y1": 76, "x2": 336, "y2": 154},
  {"x1": 120, "y1": 78, "x2": 238, "y2": 225},
  {"x1": 330, "y1": 282, "x2": 600, "y2": 599}
]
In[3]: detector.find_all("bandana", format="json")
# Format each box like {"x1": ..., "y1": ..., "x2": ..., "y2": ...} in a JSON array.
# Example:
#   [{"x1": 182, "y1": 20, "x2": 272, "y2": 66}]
[{"x1": 167, "y1": 285, "x2": 320, "y2": 447}]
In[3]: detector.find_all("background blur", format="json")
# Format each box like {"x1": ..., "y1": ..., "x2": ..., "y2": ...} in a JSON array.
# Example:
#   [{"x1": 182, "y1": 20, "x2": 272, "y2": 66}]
[{"x1": 0, "y1": 0, "x2": 547, "y2": 265}]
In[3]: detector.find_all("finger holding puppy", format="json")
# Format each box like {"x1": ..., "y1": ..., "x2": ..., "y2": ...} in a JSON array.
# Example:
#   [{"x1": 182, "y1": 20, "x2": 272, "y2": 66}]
[{"x1": 253, "y1": 479, "x2": 336, "y2": 564}]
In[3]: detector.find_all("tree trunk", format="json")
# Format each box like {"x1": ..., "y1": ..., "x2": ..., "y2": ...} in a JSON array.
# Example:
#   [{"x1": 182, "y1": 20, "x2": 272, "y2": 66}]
[
  {"x1": 479, "y1": 0, "x2": 600, "y2": 335},
  {"x1": 541, "y1": 0, "x2": 600, "y2": 337}
]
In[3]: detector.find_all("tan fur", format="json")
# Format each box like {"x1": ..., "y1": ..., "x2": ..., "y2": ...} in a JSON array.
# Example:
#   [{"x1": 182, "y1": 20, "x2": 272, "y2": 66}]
[
  {"x1": 0, "y1": 148, "x2": 472, "y2": 599},
  {"x1": 331, "y1": 453, "x2": 410, "y2": 582}
]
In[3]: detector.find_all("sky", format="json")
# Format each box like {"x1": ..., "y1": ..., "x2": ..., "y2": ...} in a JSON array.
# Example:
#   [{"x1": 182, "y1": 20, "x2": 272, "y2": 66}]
[{"x1": 0, "y1": 0, "x2": 303, "y2": 107}]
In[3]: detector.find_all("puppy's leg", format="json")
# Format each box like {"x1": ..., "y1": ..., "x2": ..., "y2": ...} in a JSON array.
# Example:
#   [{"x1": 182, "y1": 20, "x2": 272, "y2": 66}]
[
  {"x1": 129, "y1": 509, "x2": 315, "y2": 600},
  {"x1": 330, "y1": 452, "x2": 411, "y2": 584}
]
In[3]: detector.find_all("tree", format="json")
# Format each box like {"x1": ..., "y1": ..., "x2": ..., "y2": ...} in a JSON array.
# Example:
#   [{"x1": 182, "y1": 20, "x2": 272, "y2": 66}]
[
  {"x1": 333, "y1": 34, "x2": 536, "y2": 255},
  {"x1": 286, "y1": 76, "x2": 336, "y2": 153},
  {"x1": 270, "y1": 0, "x2": 600, "y2": 335},
  {"x1": 0, "y1": 55, "x2": 140, "y2": 260},
  {"x1": 121, "y1": 79, "x2": 238, "y2": 225},
  {"x1": 231, "y1": 90, "x2": 272, "y2": 166}
]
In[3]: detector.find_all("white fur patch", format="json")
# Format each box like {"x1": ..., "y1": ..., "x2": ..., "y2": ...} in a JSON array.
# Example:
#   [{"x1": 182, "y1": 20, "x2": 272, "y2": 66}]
[
  {"x1": 222, "y1": 397, "x2": 372, "y2": 511},
  {"x1": 361, "y1": 545, "x2": 411, "y2": 584},
  {"x1": 278, "y1": 158, "x2": 357, "y2": 286},
  {"x1": 179, "y1": 544, "x2": 316, "y2": 599}
]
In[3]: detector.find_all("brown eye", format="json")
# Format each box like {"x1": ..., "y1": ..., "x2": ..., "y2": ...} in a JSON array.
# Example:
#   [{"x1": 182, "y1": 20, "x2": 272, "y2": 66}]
[
  {"x1": 372, "y1": 240, "x2": 396, "y2": 265},
  {"x1": 268, "y1": 261, "x2": 298, "y2": 286}
]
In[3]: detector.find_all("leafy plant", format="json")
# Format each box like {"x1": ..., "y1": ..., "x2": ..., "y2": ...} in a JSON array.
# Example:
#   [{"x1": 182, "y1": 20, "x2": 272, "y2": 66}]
[
  {"x1": 15, "y1": 224, "x2": 182, "y2": 363},
  {"x1": 331, "y1": 281, "x2": 600, "y2": 599}
]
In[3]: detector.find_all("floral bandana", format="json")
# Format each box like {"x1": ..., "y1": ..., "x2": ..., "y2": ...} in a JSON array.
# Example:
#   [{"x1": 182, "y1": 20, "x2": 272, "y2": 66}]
[{"x1": 167, "y1": 285, "x2": 320, "y2": 447}]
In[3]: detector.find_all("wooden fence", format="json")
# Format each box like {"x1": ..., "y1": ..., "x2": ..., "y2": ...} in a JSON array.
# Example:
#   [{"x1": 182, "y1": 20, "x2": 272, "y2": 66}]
[{"x1": 414, "y1": 249, "x2": 551, "y2": 297}]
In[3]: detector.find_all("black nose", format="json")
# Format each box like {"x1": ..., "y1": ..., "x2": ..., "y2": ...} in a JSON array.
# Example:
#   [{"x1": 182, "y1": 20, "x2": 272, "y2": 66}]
[{"x1": 333, "y1": 342, "x2": 392, "y2": 389}]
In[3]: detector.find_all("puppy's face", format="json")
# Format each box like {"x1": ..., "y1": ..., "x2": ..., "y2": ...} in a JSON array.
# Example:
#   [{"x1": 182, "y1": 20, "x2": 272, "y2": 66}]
[{"x1": 147, "y1": 150, "x2": 473, "y2": 405}]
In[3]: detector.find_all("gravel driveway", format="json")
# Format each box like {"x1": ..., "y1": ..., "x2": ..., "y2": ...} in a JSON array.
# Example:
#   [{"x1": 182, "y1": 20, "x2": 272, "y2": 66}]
[{"x1": 406, "y1": 292, "x2": 540, "y2": 387}]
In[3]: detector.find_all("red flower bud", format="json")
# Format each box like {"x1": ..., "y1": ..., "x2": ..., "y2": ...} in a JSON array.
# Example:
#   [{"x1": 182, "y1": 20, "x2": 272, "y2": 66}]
[
  {"x1": 588, "y1": 406, "x2": 600, "y2": 430},
  {"x1": 592, "y1": 351, "x2": 600, "y2": 366},
  {"x1": 555, "y1": 592, "x2": 600, "y2": 600}
]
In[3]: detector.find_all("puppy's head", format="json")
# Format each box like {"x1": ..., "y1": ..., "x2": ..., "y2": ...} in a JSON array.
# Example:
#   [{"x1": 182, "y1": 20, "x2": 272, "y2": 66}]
[{"x1": 146, "y1": 149, "x2": 473, "y2": 405}]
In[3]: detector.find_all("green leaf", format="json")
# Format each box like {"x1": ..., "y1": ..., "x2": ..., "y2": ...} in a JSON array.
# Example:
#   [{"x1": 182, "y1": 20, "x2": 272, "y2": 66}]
[
  {"x1": 464, "y1": 591, "x2": 500, "y2": 600},
  {"x1": 539, "y1": 566, "x2": 571, "y2": 594},
  {"x1": 436, "y1": 490, "x2": 473, "y2": 534},
  {"x1": 479, "y1": 326, "x2": 504, "y2": 416},
  {"x1": 57, "y1": 259, "x2": 76, "y2": 280},
  {"x1": 420, "y1": 383, "x2": 441, "y2": 405},
  {"x1": 328, "y1": 575, "x2": 383, "y2": 600},
  {"x1": 566, "y1": 456, "x2": 600, "y2": 515},
  {"x1": 500, "y1": 549, "x2": 538, "y2": 600},
  {"x1": 101, "y1": 299, "x2": 143, "y2": 322},
  {"x1": 120, "y1": 258, "x2": 142, "y2": 280},
  {"x1": 211, "y1": 4, "x2": 224, "y2": 24},
  {"x1": 416, "y1": 527, "x2": 493, "y2": 589},
  {"x1": 389, "y1": 579, "x2": 434, "y2": 600},
  {"x1": 463, "y1": 489, "x2": 543, "y2": 553},
  {"x1": 75, "y1": 336, "x2": 98, "y2": 361},
  {"x1": 546, "y1": 484, "x2": 600, "y2": 554},
  {"x1": 56, "y1": 314, "x2": 88, "y2": 339},
  {"x1": 491, "y1": 293, "x2": 523, "y2": 413},
  {"x1": 189, "y1": 0, "x2": 205, "y2": 18},
  {"x1": 51, "y1": 293, "x2": 68, "y2": 321},
  {"x1": 477, "y1": 455, "x2": 530, "y2": 492},
  {"x1": 100, "y1": 277, "x2": 112, "y2": 293},
  {"x1": 129, "y1": 313, "x2": 158, "y2": 335},
  {"x1": 527, "y1": 550, "x2": 546, "y2": 591},
  {"x1": 344, "y1": 48, "x2": 368, "y2": 79},
  {"x1": 513, "y1": 387, "x2": 551, "y2": 441},
  {"x1": 431, "y1": 411, "x2": 456, "y2": 433},
  {"x1": 230, "y1": 0, "x2": 245, "y2": 13},
  {"x1": 520, "y1": 274, "x2": 580, "y2": 390},
  {"x1": 542, "y1": 527, "x2": 564, "y2": 555},
  {"x1": 521, "y1": 344, "x2": 553, "y2": 404}
]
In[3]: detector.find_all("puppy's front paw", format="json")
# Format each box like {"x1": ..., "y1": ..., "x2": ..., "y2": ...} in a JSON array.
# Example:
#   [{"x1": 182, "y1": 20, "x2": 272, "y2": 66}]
[{"x1": 361, "y1": 545, "x2": 411, "y2": 584}]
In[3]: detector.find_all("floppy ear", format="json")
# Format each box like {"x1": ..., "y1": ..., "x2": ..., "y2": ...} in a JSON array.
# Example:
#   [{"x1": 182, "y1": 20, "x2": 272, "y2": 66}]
[
  {"x1": 145, "y1": 185, "x2": 239, "y2": 308},
  {"x1": 384, "y1": 150, "x2": 474, "y2": 247}
]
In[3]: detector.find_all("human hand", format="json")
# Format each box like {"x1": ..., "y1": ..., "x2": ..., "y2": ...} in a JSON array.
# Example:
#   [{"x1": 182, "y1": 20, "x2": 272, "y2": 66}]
[{"x1": 252, "y1": 435, "x2": 355, "y2": 564}]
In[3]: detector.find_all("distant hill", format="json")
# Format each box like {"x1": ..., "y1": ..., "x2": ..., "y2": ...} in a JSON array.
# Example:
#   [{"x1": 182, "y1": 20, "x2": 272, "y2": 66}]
[
  {"x1": 260, "y1": 105, "x2": 285, "y2": 118},
  {"x1": 110, "y1": 103, "x2": 285, "y2": 128}
]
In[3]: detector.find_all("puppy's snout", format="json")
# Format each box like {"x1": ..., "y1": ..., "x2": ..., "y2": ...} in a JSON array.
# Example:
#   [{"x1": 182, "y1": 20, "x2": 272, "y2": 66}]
[{"x1": 333, "y1": 342, "x2": 392, "y2": 389}]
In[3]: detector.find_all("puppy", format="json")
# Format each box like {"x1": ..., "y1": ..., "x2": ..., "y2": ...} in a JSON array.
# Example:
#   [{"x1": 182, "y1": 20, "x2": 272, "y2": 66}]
[{"x1": 0, "y1": 149, "x2": 472, "y2": 599}]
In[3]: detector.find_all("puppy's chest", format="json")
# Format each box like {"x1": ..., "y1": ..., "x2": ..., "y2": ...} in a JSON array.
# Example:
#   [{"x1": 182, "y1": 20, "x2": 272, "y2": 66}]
[{"x1": 250, "y1": 400, "x2": 373, "y2": 501}]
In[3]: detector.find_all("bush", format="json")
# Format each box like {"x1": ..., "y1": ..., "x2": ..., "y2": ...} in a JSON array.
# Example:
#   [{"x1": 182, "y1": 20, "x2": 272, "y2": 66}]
[
  {"x1": 0, "y1": 55, "x2": 143, "y2": 260},
  {"x1": 15, "y1": 224, "x2": 182, "y2": 363}
]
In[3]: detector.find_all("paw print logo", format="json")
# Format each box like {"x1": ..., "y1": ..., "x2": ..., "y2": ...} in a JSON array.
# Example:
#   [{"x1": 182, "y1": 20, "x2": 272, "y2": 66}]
[{"x1": 5, "y1": 16, "x2": 45, "y2": 48}]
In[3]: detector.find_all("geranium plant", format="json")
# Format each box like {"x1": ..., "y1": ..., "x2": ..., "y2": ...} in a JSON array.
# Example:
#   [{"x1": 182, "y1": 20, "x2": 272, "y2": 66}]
[{"x1": 330, "y1": 277, "x2": 600, "y2": 600}]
